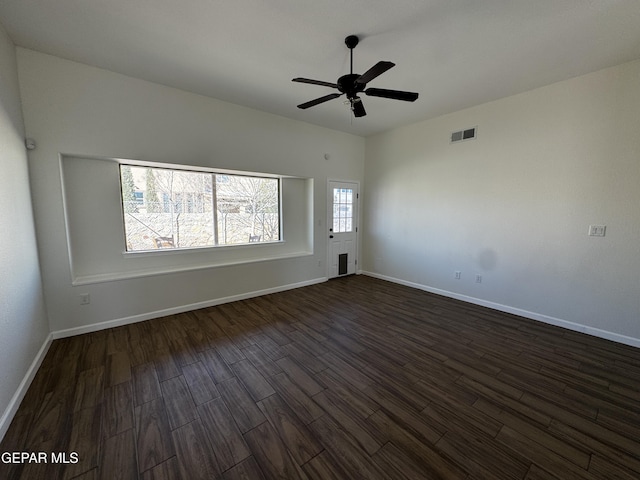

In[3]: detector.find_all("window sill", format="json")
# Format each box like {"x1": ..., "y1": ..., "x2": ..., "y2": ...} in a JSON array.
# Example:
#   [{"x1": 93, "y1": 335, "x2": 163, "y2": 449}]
[{"x1": 71, "y1": 250, "x2": 313, "y2": 286}]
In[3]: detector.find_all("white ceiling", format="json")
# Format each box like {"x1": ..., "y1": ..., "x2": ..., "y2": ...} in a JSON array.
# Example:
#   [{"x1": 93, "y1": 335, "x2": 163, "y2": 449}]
[{"x1": 2, "y1": 0, "x2": 640, "y2": 137}]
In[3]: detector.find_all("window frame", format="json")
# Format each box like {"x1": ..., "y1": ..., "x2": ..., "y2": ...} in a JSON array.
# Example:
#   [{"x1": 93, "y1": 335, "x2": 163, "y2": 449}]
[{"x1": 118, "y1": 160, "x2": 283, "y2": 255}]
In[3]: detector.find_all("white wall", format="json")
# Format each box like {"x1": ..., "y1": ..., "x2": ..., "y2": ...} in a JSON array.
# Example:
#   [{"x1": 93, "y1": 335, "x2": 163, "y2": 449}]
[
  {"x1": 17, "y1": 48, "x2": 364, "y2": 334},
  {"x1": 364, "y1": 60, "x2": 640, "y2": 345},
  {"x1": 0, "y1": 25, "x2": 49, "y2": 439}
]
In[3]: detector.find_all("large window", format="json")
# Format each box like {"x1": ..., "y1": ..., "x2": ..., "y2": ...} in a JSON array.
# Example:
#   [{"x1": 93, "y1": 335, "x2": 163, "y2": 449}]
[{"x1": 120, "y1": 164, "x2": 280, "y2": 252}]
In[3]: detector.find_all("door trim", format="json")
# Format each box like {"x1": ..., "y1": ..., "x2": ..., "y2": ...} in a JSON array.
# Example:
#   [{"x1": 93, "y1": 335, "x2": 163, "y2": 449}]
[{"x1": 326, "y1": 179, "x2": 360, "y2": 279}]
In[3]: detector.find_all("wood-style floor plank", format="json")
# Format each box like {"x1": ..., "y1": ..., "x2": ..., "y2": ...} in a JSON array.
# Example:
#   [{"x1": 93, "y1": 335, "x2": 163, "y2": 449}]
[
  {"x1": 2, "y1": 275, "x2": 640, "y2": 479},
  {"x1": 171, "y1": 420, "x2": 221, "y2": 480},
  {"x1": 371, "y1": 441, "x2": 446, "y2": 480},
  {"x1": 309, "y1": 414, "x2": 391, "y2": 480},
  {"x1": 241, "y1": 344, "x2": 284, "y2": 378},
  {"x1": 222, "y1": 456, "x2": 266, "y2": 480},
  {"x1": 73, "y1": 367, "x2": 104, "y2": 412},
  {"x1": 197, "y1": 397, "x2": 251, "y2": 472},
  {"x1": 140, "y1": 457, "x2": 179, "y2": 480},
  {"x1": 496, "y1": 425, "x2": 601, "y2": 480},
  {"x1": 216, "y1": 377, "x2": 266, "y2": 433},
  {"x1": 132, "y1": 362, "x2": 162, "y2": 407},
  {"x1": 312, "y1": 389, "x2": 382, "y2": 455},
  {"x1": 199, "y1": 347, "x2": 235, "y2": 384},
  {"x1": 243, "y1": 421, "x2": 308, "y2": 479},
  {"x1": 159, "y1": 375, "x2": 198, "y2": 431},
  {"x1": 64, "y1": 407, "x2": 102, "y2": 479},
  {"x1": 436, "y1": 429, "x2": 530, "y2": 479},
  {"x1": 302, "y1": 450, "x2": 351, "y2": 480},
  {"x1": 269, "y1": 372, "x2": 324, "y2": 425},
  {"x1": 257, "y1": 393, "x2": 323, "y2": 465},
  {"x1": 231, "y1": 359, "x2": 275, "y2": 401},
  {"x1": 98, "y1": 429, "x2": 138, "y2": 480},
  {"x1": 276, "y1": 356, "x2": 325, "y2": 396},
  {"x1": 102, "y1": 382, "x2": 134, "y2": 439},
  {"x1": 106, "y1": 351, "x2": 131, "y2": 387},
  {"x1": 134, "y1": 397, "x2": 175, "y2": 474},
  {"x1": 367, "y1": 409, "x2": 466, "y2": 479},
  {"x1": 181, "y1": 361, "x2": 220, "y2": 406}
]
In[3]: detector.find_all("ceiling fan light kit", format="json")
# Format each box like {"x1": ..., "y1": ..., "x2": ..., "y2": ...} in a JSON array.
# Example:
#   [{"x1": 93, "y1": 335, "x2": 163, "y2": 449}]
[{"x1": 293, "y1": 35, "x2": 419, "y2": 118}]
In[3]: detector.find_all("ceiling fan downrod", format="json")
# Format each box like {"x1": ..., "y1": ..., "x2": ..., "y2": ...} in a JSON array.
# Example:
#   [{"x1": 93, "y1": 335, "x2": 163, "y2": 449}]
[{"x1": 345, "y1": 35, "x2": 359, "y2": 75}]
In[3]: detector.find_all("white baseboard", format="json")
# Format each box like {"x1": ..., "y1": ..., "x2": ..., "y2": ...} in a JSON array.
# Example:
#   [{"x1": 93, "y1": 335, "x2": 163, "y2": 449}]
[
  {"x1": 362, "y1": 271, "x2": 640, "y2": 349},
  {"x1": 52, "y1": 276, "x2": 328, "y2": 339},
  {"x1": 0, "y1": 333, "x2": 53, "y2": 442}
]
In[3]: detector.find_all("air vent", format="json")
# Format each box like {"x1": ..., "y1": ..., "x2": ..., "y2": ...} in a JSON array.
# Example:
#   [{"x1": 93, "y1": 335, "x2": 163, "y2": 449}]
[{"x1": 450, "y1": 126, "x2": 477, "y2": 143}]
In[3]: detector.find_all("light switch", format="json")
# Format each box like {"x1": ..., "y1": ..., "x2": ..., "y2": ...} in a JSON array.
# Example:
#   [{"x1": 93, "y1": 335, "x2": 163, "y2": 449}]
[{"x1": 588, "y1": 225, "x2": 606, "y2": 237}]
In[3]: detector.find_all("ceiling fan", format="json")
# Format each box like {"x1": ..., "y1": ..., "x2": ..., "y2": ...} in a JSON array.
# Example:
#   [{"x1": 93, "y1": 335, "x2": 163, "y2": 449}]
[{"x1": 293, "y1": 35, "x2": 419, "y2": 118}]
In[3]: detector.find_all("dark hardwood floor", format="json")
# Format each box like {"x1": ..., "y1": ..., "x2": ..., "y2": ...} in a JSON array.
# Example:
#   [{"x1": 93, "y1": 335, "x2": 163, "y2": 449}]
[{"x1": 2, "y1": 275, "x2": 639, "y2": 479}]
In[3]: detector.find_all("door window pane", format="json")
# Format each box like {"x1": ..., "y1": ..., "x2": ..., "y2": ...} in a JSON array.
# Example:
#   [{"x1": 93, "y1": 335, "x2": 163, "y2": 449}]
[{"x1": 332, "y1": 187, "x2": 353, "y2": 233}]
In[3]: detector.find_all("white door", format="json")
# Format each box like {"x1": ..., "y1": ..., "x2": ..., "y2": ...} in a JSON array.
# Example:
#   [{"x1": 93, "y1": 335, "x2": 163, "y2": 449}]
[{"x1": 327, "y1": 181, "x2": 358, "y2": 278}]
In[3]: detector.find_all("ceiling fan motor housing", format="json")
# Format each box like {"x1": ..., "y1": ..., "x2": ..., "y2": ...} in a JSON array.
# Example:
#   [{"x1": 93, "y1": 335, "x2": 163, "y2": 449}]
[{"x1": 337, "y1": 73, "x2": 365, "y2": 99}]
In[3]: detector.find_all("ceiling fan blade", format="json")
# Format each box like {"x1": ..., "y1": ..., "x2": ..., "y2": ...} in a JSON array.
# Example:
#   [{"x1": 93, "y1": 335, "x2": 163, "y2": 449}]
[
  {"x1": 297, "y1": 93, "x2": 342, "y2": 109},
  {"x1": 365, "y1": 88, "x2": 419, "y2": 102},
  {"x1": 352, "y1": 97, "x2": 367, "y2": 117},
  {"x1": 292, "y1": 78, "x2": 339, "y2": 89},
  {"x1": 355, "y1": 61, "x2": 395, "y2": 85}
]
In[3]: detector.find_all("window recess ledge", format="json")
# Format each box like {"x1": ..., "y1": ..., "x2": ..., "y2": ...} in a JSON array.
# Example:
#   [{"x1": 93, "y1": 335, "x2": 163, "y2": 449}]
[{"x1": 71, "y1": 250, "x2": 313, "y2": 286}]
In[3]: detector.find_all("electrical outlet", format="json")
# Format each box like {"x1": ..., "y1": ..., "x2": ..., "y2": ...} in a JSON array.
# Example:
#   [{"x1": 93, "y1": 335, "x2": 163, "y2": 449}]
[
  {"x1": 475, "y1": 275, "x2": 482, "y2": 284},
  {"x1": 454, "y1": 271, "x2": 462, "y2": 280},
  {"x1": 80, "y1": 293, "x2": 90, "y2": 305}
]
